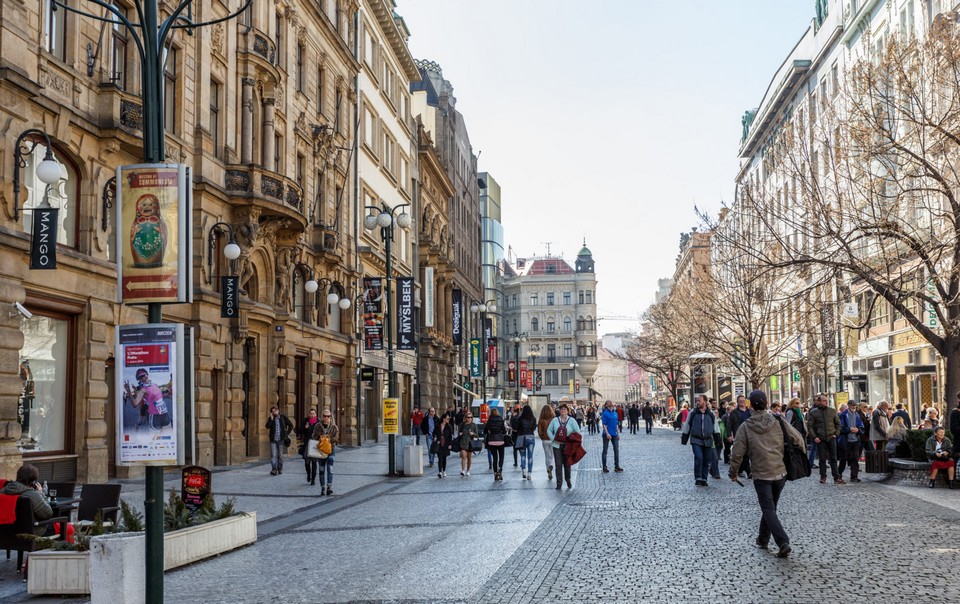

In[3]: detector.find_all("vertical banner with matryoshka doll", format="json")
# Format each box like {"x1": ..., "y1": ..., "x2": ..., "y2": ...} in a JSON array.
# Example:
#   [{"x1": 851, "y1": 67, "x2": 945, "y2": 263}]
[{"x1": 116, "y1": 164, "x2": 192, "y2": 304}]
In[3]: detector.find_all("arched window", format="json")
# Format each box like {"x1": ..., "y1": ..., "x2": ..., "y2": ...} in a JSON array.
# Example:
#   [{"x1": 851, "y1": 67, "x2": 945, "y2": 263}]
[
  {"x1": 293, "y1": 266, "x2": 313, "y2": 322},
  {"x1": 546, "y1": 319, "x2": 555, "y2": 332},
  {"x1": 23, "y1": 141, "x2": 78, "y2": 248},
  {"x1": 563, "y1": 317, "x2": 572, "y2": 331},
  {"x1": 530, "y1": 317, "x2": 539, "y2": 332},
  {"x1": 328, "y1": 283, "x2": 346, "y2": 333}
]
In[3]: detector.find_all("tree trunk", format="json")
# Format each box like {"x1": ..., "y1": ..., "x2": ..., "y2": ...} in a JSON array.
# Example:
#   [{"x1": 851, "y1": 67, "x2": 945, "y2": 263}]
[{"x1": 943, "y1": 338, "x2": 960, "y2": 416}]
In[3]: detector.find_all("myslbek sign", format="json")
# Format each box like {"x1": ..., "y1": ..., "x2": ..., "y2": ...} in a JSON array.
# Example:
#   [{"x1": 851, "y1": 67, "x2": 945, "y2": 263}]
[
  {"x1": 397, "y1": 277, "x2": 415, "y2": 350},
  {"x1": 116, "y1": 164, "x2": 192, "y2": 304}
]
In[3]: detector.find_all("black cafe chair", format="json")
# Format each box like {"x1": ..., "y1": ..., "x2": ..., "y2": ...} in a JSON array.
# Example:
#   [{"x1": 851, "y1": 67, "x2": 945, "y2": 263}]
[{"x1": 77, "y1": 484, "x2": 122, "y2": 526}]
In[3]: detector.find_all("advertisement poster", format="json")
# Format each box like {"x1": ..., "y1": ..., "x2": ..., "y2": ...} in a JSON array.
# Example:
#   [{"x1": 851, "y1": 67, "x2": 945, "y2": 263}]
[
  {"x1": 383, "y1": 398, "x2": 399, "y2": 434},
  {"x1": 362, "y1": 277, "x2": 384, "y2": 351},
  {"x1": 469, "y1": 338, "x2": 481, "y2": 377},
  {"x1": 397, "y1": 277, "x2": 415, "y2": 351},
  {"x1": 181, "y1": 466, "x2": 212, "y2": 512},
  {"x1": 116, "y1": 323, "x2": 185, "y2": 465},
  {"x1": 718, "y1": 377, "x2": 733, "y2": 405},
  {"x1": 519, "y1": 361, "x2": 527, "y2": 387},
  {"x1": 116, "y1": 164, "x2": 191, "y2": 304},
  {"x1": 488, "y1": 337, "x2": 498, "y2": 376},
  {"x1": 424, "y1": 267, "x2": 435, "y2": 327},
  {"x1": 507, "y1": 361, "x2": 516, "y2": 383},
  {"x1": 451, "y1": 289, "x2": 462, "y2": 345}
]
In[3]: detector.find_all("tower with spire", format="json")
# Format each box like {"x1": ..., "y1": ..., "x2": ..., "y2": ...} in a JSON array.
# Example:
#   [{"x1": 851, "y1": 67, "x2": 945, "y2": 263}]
[{"x1": 575, "y1": 239, "x2": 595, "y2": 273}]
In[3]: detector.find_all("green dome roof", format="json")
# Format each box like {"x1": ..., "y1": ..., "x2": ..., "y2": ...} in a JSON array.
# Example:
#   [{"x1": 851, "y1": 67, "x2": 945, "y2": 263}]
[{"x1": 577, "y1": 245, "x2": 592, "y2": 257}]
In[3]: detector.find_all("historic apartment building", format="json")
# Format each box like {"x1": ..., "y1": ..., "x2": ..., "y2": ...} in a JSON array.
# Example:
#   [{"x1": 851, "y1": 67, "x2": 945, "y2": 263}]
[
  {"x1": 0, "y1": 0, "x2": 369, "y2": 481},
  {"x1": 500, "y1": 246, "x2": 599, "y2": 404}
]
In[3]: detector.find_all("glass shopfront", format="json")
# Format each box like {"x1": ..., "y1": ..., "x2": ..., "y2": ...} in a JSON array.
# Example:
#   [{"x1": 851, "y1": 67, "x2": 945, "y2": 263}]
[{"x1": 18, "y1": 312, "x2": 72, "y2": 454}]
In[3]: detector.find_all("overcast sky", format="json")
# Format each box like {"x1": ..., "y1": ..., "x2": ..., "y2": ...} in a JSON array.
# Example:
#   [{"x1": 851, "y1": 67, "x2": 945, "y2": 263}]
[{"x1": 398, "y1": 0, "x2": 813, "y2": 334}]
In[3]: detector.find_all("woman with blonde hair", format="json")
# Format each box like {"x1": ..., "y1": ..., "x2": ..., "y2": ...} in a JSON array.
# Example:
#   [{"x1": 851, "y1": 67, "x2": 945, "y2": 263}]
[
  {"x1": 885, "y1": 416, "x2": 909, "y2": 457},
  {"x1": 537, "y1": 405, "x2": 556, "y2": 481}
]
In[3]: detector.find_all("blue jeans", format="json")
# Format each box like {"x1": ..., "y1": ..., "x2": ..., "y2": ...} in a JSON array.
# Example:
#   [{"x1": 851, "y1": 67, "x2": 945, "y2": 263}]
[
  {"x1": 269, "y1": 441, "x2": 284, "y2": 472},
  {"x1": 602, "y1": 435, "x2": 620, "y2": 469},
  {"x1": 319, "y1": 458, "x2": 334, "y2": 485},
  {"x1": 807, "y1": 441, "x2": 817, "y2": 467},
  {"x1": 519, "y1": 437, "x2": 536, "y2": 473},
  {"x1": 754, "y1": 477, "x2": 789, "y2": 547},
  {"x1": 691, "y1": 443, "x2": 713, "y2": 480},
  {"x1": 425, "y1": 434, "x2": 435, "y2": 465},
  {"x1": 412, "y1": 425, "x2": 422, "y2": 445}
]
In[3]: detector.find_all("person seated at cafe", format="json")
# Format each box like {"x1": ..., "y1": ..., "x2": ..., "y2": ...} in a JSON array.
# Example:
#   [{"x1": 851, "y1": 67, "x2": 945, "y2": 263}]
[{"x1": 1, "y1": 464, "x2": 52, "y2": 532}]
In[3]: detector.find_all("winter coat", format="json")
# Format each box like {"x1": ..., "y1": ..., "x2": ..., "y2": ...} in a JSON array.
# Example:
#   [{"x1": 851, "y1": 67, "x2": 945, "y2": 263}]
[
  {"x1": 458, "y1": 422, "x2": 478, "y2": 450},
  {"x1": 563, "y1": 432, "x2": 587, "y2": 466},
  {"x1": 0, "y1": 481, "x2": 52, "y2": 523},
  {"x1": 546, "y1": 416, "x2": 581, "y2": 449},
  {"x1": 310, "y1": 421, "x2": 339, "y2": 456},
  {"x1": 925, "y1": 435, "x2": 954, "y2": 460},
  {"x1": 807, "y1": 405, "x2": 840, "y2": 440},
  {"x1": 729, "y1": 411, "x2": 806, "y2": 481},
  {"x1": 265, "y1": 414, "x2": 294, "y2": 443},
  {"x1": 484, "y1": 415, "x2": 507, "y2": 444},
  {"x1": 725, "y1": 407, "x2": 751, "y2": 440},
  {"x1": 681, "y1": 408, "x2": 720, "y2": 447},
  {"x1": 786, "y1": 407, "x2": 806, "y2": 436},
  {"x1": 870, "y1": 409, "x2": 890, "y2": 442}
]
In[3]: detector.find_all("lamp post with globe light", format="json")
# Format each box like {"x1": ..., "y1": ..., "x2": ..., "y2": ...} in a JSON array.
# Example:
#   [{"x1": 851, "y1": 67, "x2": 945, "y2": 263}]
[
  {"x1": 363, "y1": 203, "x2": 411, "y2": 476},
  {"x1": 471, "y1": 300, "x2": 497, "y2": 411},
  {"x1": 511, "y1": 333, "x2": 527, "y2": 404}
]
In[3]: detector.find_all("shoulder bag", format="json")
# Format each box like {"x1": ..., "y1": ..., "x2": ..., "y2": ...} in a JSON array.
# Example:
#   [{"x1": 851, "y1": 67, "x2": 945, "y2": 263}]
[{"x1": 776, "y1": 417, "x2": 811, "y2": 480}]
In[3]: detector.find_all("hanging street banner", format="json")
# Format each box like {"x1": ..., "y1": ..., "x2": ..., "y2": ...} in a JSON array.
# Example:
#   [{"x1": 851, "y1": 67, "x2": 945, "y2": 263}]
[
  {"x1": 397, "y1": 276, "x2": 415, "y2": 350},
  {"x1": 220, "y1": 276, "x2": 239, "y2": 318},
  {"x1": 362, "y1": 277, "x2": 384, "y2": 351},
  {"x1": 469, "y1": 338, "x2": 482, "y2": 377},
  {"x1": 117, "y1": 164, "x2": 191, "y2": 304},
  {"x1": 116, "y1": 323, "x2": 186, "y2": 465},
  {"x1": 519, "y1": 361, "x2": 528, "y2": 387},
  {"x1": 718, "y1": 377, "x2": 733, "y2": 405},
  {"x1": 383, "y1": 398, "x2": 399, "y2": 434},
  {"x1": 29, "y1": 207, "x2": 58, "y2": 269},
  {"x1": 488, "y1": 337, "x2": 498, "y2": 376},
  {"x1": 507, "y1": 361, "x2": 516, "y2": 383},
  {"x1": 451, "y1": 289, "x2": 463, "y2": 345},
  {"x1": 423, "y1": 267, "x2": 435, "y2": 327}
]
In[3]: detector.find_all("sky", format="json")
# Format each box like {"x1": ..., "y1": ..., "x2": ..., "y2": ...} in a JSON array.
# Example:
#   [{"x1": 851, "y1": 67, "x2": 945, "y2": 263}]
[{"x1": 398, "y1": 0, "x2": 814, "y2": 335}]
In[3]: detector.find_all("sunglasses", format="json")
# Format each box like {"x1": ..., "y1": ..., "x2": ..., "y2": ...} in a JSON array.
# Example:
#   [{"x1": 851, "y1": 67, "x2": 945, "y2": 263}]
[{"x1": 322, "y1": 414, "x2": 331, "y2": 418}]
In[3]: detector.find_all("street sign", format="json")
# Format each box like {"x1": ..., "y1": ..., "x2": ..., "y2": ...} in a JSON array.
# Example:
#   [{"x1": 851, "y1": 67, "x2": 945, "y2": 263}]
[
  {"x1": 834, "y1": 392, "x2": 849, "y2": 407},
  {"x1": 792, "y1": 371, "x2": 801, "y2": 382}
]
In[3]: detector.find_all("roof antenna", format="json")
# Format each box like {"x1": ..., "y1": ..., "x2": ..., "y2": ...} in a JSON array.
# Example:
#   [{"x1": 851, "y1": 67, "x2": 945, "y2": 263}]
[{"x1": 542, "y1": 241, "x2": 553, "y2": 256}]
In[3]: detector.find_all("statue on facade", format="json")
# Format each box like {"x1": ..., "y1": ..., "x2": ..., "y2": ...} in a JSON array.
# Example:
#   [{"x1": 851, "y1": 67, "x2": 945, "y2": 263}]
[{"x1": 741, "y1": 109, "x2": 758, "y2": 144}]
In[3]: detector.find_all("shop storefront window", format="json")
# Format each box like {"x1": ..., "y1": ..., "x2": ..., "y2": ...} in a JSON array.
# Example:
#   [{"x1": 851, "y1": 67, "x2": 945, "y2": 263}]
[{"x1": 18, "y1": 314, "x2": 70, "y2": 453}]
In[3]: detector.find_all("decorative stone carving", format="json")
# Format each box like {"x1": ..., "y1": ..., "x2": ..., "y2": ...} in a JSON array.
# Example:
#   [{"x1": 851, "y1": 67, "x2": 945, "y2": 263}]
[
  {"x1": 225, "y1": 170, "x2": 252, "y2": 192},
  {"x1": 235, "y1": 208, "x2": 262, "y2": 294},
  {"x1": 274, "y1": 246, "x2": 298, "y2": 311},
  {"x1": 286, "y1": 186, "x2": 302, "y2": 211},
  {"x1": 253, "y1": 34, "x2": 269, "y2": 60},
  {"x1": 41, "y1": 70, "x2": 69, "y2": 97},
  {"x1": 261, "y1": 175, "x2": 283, "y2": 200},
  {"x1": 120, "y1": 99, "x2": 143, "y2": 132},
  {"x1": 212, "y1": 23, "x2": 225, "y2": 56}
]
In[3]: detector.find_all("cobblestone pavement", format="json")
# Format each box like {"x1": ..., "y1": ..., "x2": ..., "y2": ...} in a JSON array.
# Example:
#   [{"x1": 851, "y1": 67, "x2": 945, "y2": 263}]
[{"x1": 4, "y1": 426, "x2": 959, "y2": 603}]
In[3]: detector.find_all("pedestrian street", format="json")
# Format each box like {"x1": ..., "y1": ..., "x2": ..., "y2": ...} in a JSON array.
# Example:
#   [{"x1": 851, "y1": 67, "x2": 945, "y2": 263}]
[{"x1": 144, "y1": 427, "x2": 960, "y2": 603}]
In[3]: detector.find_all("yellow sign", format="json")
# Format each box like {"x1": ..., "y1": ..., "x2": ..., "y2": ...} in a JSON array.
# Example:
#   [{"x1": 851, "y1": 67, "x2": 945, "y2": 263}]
[
  {"x1": 834, "y1": 392, "x2": 849, "y2": 407},
  {"x1": 569, "y1": 379, "x2": 574, "y2": 394},
  {"x1": 383, "y1": 398, "x2": 399, "y2": 434}
]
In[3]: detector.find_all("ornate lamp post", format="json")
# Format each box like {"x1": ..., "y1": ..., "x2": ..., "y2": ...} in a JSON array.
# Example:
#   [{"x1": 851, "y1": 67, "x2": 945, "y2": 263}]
[
  {"x1": 570, "y1": 361, "x2": 580, "y2": 399},
  {"x1": 50, "y1": 3, "x2": 254, "y2": 601},
  {"x1": 12, "y1": 129, "x2": 62, "y2": 222},
  {"x1": 363, "y1": 202, "x2": 411, "y2": 476},
  {"x1": 470, "y1": 300, "x2": 497, "y2": 412},
  {"x1": 529, "y1": 347, "x2": 541, "y2": 393}
]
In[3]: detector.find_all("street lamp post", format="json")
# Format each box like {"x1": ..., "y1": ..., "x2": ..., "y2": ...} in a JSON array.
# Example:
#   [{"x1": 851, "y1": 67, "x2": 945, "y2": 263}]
[
  {"x1": 471, "y1": 300, "x2": 497, "y2": 411},
  {"x1": 511, "y1": 332, "x2": 527, "y2": 404},
  {"x1": 48, "y1": 2, "x2": 254, "y2": 602},
  {"x1": 363, "y1": 203, "x2": 411, "y2": 476},
  {"x1": 570, "y1": 361, "x2": 580, "y2": 400}
]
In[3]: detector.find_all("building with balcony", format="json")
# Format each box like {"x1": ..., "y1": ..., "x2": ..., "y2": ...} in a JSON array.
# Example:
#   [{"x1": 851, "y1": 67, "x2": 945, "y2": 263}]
[
  {"x1": 0, "y1": 1, "x2": 366, "y2": 481},
  {"x1": 500, "y1": 245, "x2": 599, "y2": 403}
]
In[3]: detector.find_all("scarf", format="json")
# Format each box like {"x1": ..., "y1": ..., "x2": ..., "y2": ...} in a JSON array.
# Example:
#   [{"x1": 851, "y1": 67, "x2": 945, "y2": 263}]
[{"x1": 308, "y1": 417, "x2": 318, "y2": 426}]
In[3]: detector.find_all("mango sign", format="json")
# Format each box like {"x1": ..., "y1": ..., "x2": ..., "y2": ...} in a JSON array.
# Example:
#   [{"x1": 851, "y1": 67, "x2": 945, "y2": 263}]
[{"x1": 383, "y1": 398, "x2": 399, "y2": 434}]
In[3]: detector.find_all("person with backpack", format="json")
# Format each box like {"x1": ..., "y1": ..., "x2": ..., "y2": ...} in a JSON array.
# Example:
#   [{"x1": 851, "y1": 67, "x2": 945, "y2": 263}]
[
  {"x1": 729, "y1": 390, "x2": 806, "y2": 558},
  {"x1": 547, "y1": 404, "x2": 581, "y2": 490},
  {"x1": 681, "y1": 394, "x2": 722, "y2": 486}
]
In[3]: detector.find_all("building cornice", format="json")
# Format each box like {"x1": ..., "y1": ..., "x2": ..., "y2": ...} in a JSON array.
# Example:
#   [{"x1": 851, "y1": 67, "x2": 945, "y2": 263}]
[{"x1": 368, "y1": 0, "x2": 421, "y2": 81}]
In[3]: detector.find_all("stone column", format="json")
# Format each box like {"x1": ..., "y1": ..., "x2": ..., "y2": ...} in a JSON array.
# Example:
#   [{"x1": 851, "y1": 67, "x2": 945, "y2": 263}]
[
  {"x1": 0, "y1": 259, "x2": 25, "y2": 479},
  {"x1": 240, "y1": 78, "x2": 255, "y2": 164},
  {"x1": 261, "y1": 97, "x2": 276, "y2": 170},
  {"x1": 78, "y1": 300, "x2": 114, "y2": 483}
]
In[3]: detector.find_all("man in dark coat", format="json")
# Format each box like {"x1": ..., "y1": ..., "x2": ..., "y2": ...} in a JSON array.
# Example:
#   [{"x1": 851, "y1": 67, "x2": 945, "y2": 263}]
[{"x1": 726, "y1": 395, "x2": 752, "y2": 478}]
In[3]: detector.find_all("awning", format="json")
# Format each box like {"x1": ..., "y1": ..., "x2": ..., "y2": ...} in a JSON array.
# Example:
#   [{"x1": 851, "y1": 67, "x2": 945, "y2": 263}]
[{"x1": 453, "y1": 382, "x2": 481, "y2": 398}]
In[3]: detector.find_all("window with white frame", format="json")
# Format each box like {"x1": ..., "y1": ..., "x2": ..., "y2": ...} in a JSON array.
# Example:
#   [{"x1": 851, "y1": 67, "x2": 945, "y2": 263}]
[{"x1": 44, "y1": 0, "x2": 67, "y2": 61}]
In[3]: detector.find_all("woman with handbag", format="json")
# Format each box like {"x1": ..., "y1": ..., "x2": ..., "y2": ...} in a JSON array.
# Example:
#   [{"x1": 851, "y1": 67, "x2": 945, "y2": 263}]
[
  {"x1": 485, "y1": 409, "x2": 508, "y2": 481},
  {"x1": 310, "y1": 409, "x2": 339, "y2": 495},
  {"x1": 435, "y1": 414, "x2": 454, "y2": 478},
  {"x1": 459, "y1": 412, "x2": 478, "y2": 477},
  {"x1": 299, "y1": 408, "x2": 320, "y2": 485},
  {"x1": 537, "y1": 405, "x2": 556, "y2": 481},
  {"x1": 516, "y1": 405, "x2": 538, "y2": 480},
  {"x1": 547, "y1": 403, "x2": 581, "y2": 490}
]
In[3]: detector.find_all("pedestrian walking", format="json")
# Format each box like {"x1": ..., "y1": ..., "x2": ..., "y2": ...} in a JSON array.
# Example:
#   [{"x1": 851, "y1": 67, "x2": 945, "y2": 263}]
[
  {"x1": 265, "y1": 405, "x2": 293, "y2": 476},
  {"x1": 299, "y1": 408, "x2": 320, "y2": 484},
  {"x1": 600, "y1": 400, "x2": 623, "y2": 473},
  {"x1": 642, "y1": 402, "x2": 654, "y2": 434},
  {"x1": 510, "y1": 404, "x2": 522, "y2": 467},
  {"x1": 485, "y1": 408, "x2": 508, "y2": 481},
  {"x1": 586, "y1": 406, "x2": 598, "y2": 435},
  {"x1": 808, "y1": 394, "x2": 844, "y2": 484},
  {"x1": 459, "y1": 412, "x2": 478, "y2": 476},
  {"x1": 538, "y1": 405, "x2": 556, "y2": 481},
  {"x1": 681, "y1": 394, "x2": 721, "y2": 486},
  {"x1": 435, "y1": 414, "x2": 453, "y2": 478},
  {"x1": 311, "y1": 409, "x2": 338, "y2": 495},
  {"x1": 729, "y1": 390, "x2": 805, "y2": 558},
  {"x1": 547, "y1": 403, "x2": 581, "y2": 490},
  {"x1": 837, "y1": 401, "x2": 863, "y2": 483},
  {"x1": 628, "y1": 403, "x2": 640, "y2": 434},
  {"x1": 616, "y1": 404, "x2": 625, "y2": 431},
  {"x1": 515, "y1": 405, "x2": 538, "y2": 480},
  {"x1": 421, "y1": 407, "x2": 440, "y2": 467}
]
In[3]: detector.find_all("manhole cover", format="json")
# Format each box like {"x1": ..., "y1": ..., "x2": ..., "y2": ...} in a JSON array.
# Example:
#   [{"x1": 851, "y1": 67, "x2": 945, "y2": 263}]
[{"x1": 566, "y1": 500, "x2": 620, "y2": 509}]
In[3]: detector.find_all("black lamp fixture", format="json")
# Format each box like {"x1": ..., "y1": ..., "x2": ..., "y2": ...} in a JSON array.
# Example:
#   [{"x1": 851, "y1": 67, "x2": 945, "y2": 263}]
[
  {"x1": 12, "y1": 128, "x2": 62, "y2": 223},
  {"x1": 206, "y1": 222, "x2": 242, "y2": 284}
]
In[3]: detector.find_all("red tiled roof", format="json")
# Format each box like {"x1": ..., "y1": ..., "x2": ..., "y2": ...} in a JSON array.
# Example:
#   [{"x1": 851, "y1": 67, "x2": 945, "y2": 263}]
[{"x1": 520, "y1": 258, "x2": 575, "y2": 276}]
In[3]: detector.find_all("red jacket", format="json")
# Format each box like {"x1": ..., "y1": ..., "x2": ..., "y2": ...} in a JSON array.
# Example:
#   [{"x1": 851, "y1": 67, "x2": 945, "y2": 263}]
[{"x1": 563, "y1": 432, "x2": 587, "y2": 466}]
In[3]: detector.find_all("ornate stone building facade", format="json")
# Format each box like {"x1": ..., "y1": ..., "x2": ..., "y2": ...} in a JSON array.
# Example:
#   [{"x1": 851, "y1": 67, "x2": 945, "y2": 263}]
[{"x1": 0, "y1": 0, "x2": 363, "y2": 481}]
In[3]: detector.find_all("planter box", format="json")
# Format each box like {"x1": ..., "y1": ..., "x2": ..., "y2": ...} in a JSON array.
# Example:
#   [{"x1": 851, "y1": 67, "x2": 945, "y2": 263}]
[
  {"x1": 26, "y1": 550, "x2": 91, "y2": 595},
  {"x1": 26, "y1": 512, "x2": 257, "y2": 597},
  {"x1": 163, "y1": 512, "x2": 257, "y2": 570}
]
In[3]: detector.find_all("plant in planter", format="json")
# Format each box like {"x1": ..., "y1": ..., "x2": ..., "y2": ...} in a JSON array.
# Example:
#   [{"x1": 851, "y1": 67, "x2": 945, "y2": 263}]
[
  {"x1": 163, "y1": 489, "x2": 236, "y2": 531},
  {"x1": 906, "y1": 429, "x2": 935, "y2": 462},
  {"x1": 20, "y1": 499, "x2": 144, "y2": 552}
]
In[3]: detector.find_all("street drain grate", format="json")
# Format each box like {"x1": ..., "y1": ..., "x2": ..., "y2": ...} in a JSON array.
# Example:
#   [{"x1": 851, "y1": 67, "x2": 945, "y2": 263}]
[{"x1": 566, "y1": 500, "x2": 620, "y2": 509}]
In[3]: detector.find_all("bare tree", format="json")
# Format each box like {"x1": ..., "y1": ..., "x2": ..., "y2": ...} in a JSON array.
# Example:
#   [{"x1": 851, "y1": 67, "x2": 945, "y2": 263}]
[{"x1": 710, "y1": 20, "x2": 960, "y2": 402}]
